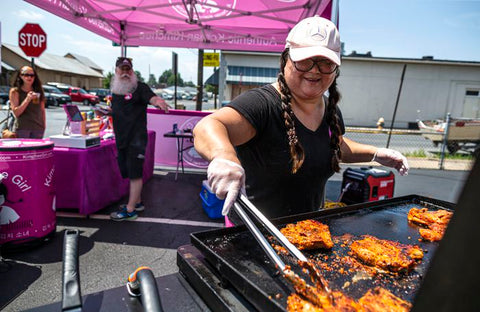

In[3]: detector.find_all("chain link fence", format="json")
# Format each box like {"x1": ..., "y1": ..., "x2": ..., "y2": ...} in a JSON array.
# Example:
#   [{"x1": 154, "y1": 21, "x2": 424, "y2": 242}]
[{"x1": 344, "y1": 122, "x2": 477, "y2": 171}]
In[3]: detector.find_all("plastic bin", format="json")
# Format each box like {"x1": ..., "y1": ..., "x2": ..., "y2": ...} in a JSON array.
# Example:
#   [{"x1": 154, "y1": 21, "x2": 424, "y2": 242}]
[
  {"x1": 199, "y1": 180, "x2": 224, "y2": 219},
  {"x1": 0, "y1": 139, "x2": 56, "y2": 249}
]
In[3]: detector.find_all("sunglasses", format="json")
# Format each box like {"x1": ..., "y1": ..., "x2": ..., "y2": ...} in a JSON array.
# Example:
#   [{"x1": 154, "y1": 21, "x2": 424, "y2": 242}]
[
  {"x1": 290, "y1": 56, "x2": 338, "y2": 74},
  {"x1": 117, "y1": 57, "x2": 132, "y2": 62},
  {"x1": 22, "y1": 73, "x2": 35, "y2": 77}
]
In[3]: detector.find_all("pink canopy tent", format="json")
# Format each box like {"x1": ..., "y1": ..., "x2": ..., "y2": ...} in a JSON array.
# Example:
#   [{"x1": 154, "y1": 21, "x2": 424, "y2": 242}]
[{"x1": 25, "y1": 0, "x2": 336, "y2": 52}]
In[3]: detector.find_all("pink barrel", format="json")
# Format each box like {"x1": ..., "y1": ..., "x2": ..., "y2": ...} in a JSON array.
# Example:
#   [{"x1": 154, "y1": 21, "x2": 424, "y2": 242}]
[{"x1": 0, "y1": 139, "x2": 56, "y2": 248}]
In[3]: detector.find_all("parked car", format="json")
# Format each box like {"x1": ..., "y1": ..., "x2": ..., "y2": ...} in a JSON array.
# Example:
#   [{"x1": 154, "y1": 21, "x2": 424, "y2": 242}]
[
  {"x1": 43, "y1": 85, "x2": 72, "y2": 107},
  {"x1": 88, "y1": 88, "x2": 110, "y2": 103},
  {"x1": 50, "y1": 84, "x2": 99, "y2": 106},
  {"x1": 0, "y1": 85, "x2": 10, "y2": 105},
  {"x1": 160, "y1": 92, "x2": 173, "y2": 100},
  {"x1": 181, "y1": 93, "x2": 194, "y2": 100},
  {"x1": 192, "y1": 93, "x2": 209, "y2": 102}
]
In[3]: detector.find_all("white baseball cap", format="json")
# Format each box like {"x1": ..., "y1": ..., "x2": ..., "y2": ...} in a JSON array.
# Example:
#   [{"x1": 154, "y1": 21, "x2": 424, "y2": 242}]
[{"x1": 285, "y1": 15, "x2": 341, "y2": 65}]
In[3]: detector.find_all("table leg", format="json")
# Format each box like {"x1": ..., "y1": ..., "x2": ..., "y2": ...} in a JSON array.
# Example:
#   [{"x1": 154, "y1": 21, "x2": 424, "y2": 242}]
[
  {"x1": 175, "y1": 137, "x2": 181, "y2": 181},
  {"x1": 180, "y1": 138, "x2": 185, "y2": 174}
]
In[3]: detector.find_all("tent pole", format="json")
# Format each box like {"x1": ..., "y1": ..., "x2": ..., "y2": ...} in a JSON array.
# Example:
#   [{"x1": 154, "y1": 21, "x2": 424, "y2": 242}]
[
  {"x1": 331, "y1": 0, "x2": 340, "y2": 27},
  {"x1": 213, "y1": 49, "x2": 217, "y2": 109},
  {"x1": 196, "y1": 49, "x2": 204, "y2": 111},
  {"x1": 172, "y1": 52, "x2": 178, "y2": 109},
  {"x1": 120, "y1": 21, "x2": 126, "y2": 57}
]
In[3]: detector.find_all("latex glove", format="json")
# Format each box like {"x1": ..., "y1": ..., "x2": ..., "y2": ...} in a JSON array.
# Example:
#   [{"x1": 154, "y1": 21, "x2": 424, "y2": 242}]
[
  {"x1": 373, "y1": 148, "x2": 409, "y2": 176},
  {"x1": 207, "y1": 158, "x2": 245, "y2": 216}
]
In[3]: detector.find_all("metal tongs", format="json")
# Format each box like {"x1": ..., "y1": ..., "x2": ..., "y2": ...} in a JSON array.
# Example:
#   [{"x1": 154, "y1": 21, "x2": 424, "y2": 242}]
[{"x1": 233, "y1": 194, "x2": 334, "y2": 306}]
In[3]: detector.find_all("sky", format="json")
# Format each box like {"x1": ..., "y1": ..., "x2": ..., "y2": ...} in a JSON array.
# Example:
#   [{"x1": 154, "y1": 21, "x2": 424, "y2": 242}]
[{"x1": 1, "y1": 0, "x2": 479, "y2": 84}]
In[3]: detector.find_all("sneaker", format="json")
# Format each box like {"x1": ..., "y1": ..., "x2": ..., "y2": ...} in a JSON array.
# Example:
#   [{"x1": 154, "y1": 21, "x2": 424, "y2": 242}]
[
  {"x1": 119, "y1": 202, "x2": 145, "y2": 212},
  {"x1": 110, "y1": 207, "x2": 138, "y2": 221}
]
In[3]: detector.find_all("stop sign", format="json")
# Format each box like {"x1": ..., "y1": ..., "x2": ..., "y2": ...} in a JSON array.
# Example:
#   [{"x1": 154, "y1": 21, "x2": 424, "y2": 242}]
[{"x1": 18, "y1": 23, "x2": 47, "y2": 58}]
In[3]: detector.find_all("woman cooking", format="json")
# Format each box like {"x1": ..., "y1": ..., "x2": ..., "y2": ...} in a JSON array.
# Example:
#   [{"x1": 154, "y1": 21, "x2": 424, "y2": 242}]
[
  {"x1": 193, "y1": 16, "x2": 409, "y2": 221},
  {"x1": 9, "y1": 66, "x2": 46, "y2": 138}
]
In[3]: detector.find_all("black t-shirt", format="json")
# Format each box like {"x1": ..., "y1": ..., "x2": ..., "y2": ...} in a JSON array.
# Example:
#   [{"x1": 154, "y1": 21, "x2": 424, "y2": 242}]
[
  {"x1": 111, "y1": 82, "x2": 154, "y2": 150},
  {"x1": 228, "y1": 84, "x2": 345, "y2": 218}
]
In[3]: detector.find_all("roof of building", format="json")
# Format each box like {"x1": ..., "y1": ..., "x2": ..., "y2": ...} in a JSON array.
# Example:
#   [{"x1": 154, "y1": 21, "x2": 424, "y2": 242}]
[
  {"x1": 1, "y1": 61, "x2": 15, "y2": 71},
  {"x1": 64, "y1": 53, "x2": 103, "y2": 71},
  {"x1": 343, "y1": 51, "x2": 480, "y2": 66},
  {"x1": 3, "y1": 43, "x2": 104, "y2": 78}
]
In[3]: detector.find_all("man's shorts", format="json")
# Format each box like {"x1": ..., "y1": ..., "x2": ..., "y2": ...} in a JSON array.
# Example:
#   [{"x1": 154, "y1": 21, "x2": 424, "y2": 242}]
[{"x1": 117, "y1": 145, "x2": 145, "y2": 179}]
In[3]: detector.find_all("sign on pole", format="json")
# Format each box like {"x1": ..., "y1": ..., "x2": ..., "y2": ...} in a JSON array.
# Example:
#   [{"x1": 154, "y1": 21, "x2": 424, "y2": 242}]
[
  {"x1": 18, "y1": 23, "x2": 47, "y2": 58},
  {"x1": 203, "y1": 52, "x2": 219, "y2": 67}
]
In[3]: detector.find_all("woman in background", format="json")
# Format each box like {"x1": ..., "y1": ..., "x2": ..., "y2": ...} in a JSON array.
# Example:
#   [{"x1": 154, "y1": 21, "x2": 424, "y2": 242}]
[{"x1": 9, "y1": 66, "x2": 46, "y2": 138}]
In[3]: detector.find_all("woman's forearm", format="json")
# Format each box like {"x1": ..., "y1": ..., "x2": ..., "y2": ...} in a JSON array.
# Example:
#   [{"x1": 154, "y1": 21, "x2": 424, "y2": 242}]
[
  {"x1": 340, "y1": 136, "x2": 378, "y2": 163},
  {"x1": 193, "y1": 116, "x2": 240, "y2": 164}
]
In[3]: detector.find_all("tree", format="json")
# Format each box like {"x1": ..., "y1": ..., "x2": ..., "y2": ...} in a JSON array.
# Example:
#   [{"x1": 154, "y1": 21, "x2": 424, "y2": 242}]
[
  {"x1": 158, "y1": 69, "x2": 184, "y2": 86},
  {"x1": 205, "y1": 84, "x2": 216, "y2": 93},
  {"x1": 158, "y1": 69, "x2": 172, "y2": 84},
  {"x1": 147, "y1": 74, "x2": 157, "y2": 87},
  {"x1": 103, "y1": 71, "x2": 114, "y2": 89},
  {"x1": 135, "y1": 70, "x2": 144, "y2": 83},
  {"x1": 167, "y1": 74, "x2": 184, "y2": 86}
]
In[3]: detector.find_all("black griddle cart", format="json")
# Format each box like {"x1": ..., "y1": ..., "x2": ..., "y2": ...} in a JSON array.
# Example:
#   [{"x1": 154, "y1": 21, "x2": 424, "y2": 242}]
[{"x1": 177, "y1": 195, "x2": 455, "y2": 312}]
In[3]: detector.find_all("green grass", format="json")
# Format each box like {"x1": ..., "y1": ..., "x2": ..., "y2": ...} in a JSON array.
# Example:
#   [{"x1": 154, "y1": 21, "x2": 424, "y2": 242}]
[{"x1": 405, "y1": 149, "x2": 474, "y2": 160}]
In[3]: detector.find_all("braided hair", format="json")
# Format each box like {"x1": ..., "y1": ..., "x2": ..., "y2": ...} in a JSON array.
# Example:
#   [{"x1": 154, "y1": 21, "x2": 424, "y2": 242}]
[
  {"x1": 326, "y1": 77, "x2": 342, "y2": 172},
  {"x1": 277, "y1": 49, "x2": 342, "y2": 173},
  {"x1": 278, "y1": 50, "x2": 304, "y2": 173}
]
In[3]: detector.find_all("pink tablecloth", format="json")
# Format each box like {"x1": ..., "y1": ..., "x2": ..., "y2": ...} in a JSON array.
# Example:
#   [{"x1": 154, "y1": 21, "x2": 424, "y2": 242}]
[{"x1": 54, "y1": 131, "x2": 156, "y2": 215}]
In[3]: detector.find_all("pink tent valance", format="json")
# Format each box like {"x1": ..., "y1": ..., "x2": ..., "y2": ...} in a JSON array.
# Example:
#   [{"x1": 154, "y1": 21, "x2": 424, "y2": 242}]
[{"x1": 25, "y1": 0, "x2": 334, "y2": 52}]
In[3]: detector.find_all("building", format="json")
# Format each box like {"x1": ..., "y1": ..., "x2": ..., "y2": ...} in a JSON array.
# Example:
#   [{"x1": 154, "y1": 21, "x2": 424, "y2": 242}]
[
  {"x1": 1, "y1": 43, "x2": 104, "y2": 90},
  {"x1": 339, "y1": 54, "x2": 480, "y2": 128},
  {"x1": 209, "y1": 51, "x2": 480, "y2": 128}
]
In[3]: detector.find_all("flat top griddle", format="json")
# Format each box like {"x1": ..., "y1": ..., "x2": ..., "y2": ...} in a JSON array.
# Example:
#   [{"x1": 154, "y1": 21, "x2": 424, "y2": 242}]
[{"x1": 190, "y1": 195, "x2": 454, "y2": 312}]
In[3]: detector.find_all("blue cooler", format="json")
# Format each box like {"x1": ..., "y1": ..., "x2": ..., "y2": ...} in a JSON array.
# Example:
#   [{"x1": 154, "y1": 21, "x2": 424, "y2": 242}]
[{"x1": 199, "y1": 180, "x2": 224, "y2": 219}]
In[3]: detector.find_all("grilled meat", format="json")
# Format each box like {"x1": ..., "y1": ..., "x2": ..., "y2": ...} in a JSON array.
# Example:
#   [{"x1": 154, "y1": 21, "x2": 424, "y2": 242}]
[
  {"x1": 407, "y1": 207, "x2": 452, "y2": 226},
  {"x1": 418, "y1": 228, "x2": 443, "y2": 242},
  {"x1": 358, "y1": 287, "x2": 412, "y2": 312},
  {"x1": 284, "y1": 263, "x2": 358, "y2": 311},
  {"x1": 408, "y1": 207, "x2": 453, "y2": 241},
  {"x1": 287, "y1": 285, "x2": 409, "y2": 312},
  {"x1": 284, "y1": 269, "x2": 332, "y2": 308},
  {"x1": 299, "y1": 260, "x2": 331, "y2": 292},
  {"x1": 349, "y1": 235, "x2": 423, "y2": 273},
  {"x1": 286, "y1": 292, "x2": 359, "y2": 312},
  {"x1": 280, "y1": 219, "x2": 334, "y2": 250}
]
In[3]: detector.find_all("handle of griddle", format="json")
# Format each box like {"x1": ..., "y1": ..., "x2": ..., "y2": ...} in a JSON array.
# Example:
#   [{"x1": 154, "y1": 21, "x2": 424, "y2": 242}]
[
  {"x1": 62, "y1": 229, "x2": 83, "y2": 312},
  {"x1": 127, "y1": 266, "x2": 164, "y2": 312},
  {"x1": 233, "y1": 202, "x2": 286, "y2": 271},
  {"x1": 237, "y1": 194, "x2": 308, "y2": 262}
]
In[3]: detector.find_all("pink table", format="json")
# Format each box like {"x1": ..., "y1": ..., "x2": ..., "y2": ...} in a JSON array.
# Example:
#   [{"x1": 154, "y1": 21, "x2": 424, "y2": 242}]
[{"x1": 53, "y1": 131, "x2": 156, "y2": 215}]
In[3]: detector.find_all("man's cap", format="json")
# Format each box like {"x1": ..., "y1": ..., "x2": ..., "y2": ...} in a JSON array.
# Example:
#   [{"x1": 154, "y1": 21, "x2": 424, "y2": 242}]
[
  {"x1": 285, "y1": 15, "x2": 341, "y2": 66},
  {"x1": 116, "y1": 57, "x2": 133, "y2": 69}
]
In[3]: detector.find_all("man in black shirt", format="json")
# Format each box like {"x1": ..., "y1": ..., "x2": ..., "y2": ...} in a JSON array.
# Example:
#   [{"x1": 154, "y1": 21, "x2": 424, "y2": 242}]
[{"x1": 110, "y1": 57, "x2": 169, "y2": 221}]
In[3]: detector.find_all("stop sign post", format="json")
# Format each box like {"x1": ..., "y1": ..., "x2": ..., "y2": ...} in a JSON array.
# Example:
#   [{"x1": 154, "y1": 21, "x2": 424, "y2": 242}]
[{"x1": 18, "y1": 23, "x2": 47, "y2": 58}]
